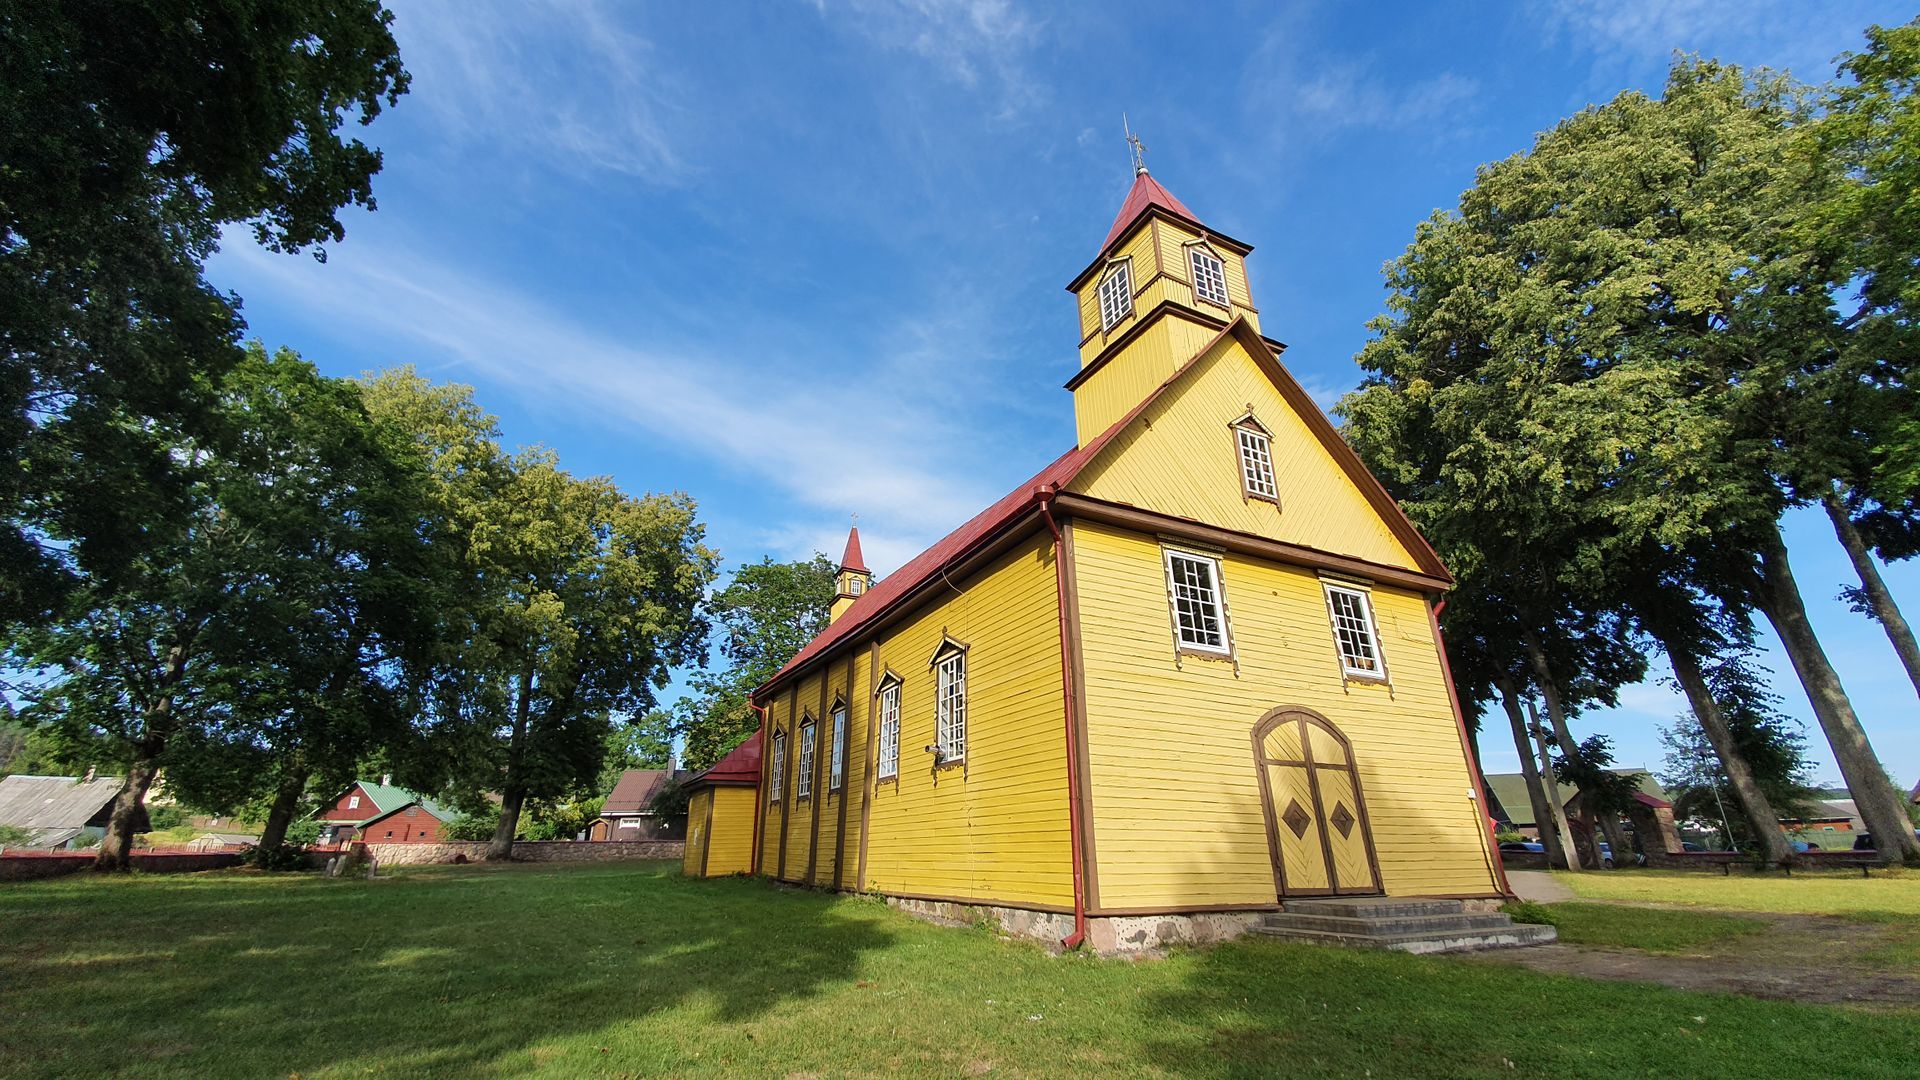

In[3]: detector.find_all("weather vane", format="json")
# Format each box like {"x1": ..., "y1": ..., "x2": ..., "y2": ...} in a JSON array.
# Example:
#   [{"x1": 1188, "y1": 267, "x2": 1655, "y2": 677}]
[{"x1": 1124, "y1": 113, "x2": 1147, "y2": 176}]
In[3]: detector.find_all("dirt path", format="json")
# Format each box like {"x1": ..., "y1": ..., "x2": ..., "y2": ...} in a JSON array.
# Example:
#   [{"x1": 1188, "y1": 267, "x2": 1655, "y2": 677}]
[{"x1": 1465, "y1": 910, "x2": 1920, "y2": 1010}]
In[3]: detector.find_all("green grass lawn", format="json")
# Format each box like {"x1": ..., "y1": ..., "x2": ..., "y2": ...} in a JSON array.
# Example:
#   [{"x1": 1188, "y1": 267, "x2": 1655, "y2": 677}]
[
  {"x1": 1504, "y1": 901, "x2": 1768, "y2": 954},
  {"x1": 3, "y1": 862, "x2": 1917, "y2": 1079},
  {"x1": 1553, "y1": 867, "x2": 1920, "y2": 918}
]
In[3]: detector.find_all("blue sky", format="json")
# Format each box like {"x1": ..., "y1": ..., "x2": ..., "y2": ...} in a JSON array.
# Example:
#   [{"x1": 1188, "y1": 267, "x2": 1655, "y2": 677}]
[{"x1": 210, "y1": 0, "x2": 1919, "y2": 789}]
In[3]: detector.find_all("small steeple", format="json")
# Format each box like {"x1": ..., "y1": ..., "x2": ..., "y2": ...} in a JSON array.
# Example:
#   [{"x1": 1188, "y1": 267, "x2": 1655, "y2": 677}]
[{"x1": 830, "y1": 523, "x2": 871, "y2": 624}]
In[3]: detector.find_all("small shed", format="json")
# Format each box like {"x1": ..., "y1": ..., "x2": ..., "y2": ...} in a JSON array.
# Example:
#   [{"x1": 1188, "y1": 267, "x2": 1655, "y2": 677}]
[
  {"x1": 591, "y1": 769, "x2": 686, "y2": 841},
  {"x1": 683, "y1": 731, "x2": 761, "y2": 877}
]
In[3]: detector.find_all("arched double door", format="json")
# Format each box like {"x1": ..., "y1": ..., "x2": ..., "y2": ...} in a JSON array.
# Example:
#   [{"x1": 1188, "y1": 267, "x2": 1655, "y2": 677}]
[{"x1": 1251, "y1": 708, "x2": 1382, "y2": 897}]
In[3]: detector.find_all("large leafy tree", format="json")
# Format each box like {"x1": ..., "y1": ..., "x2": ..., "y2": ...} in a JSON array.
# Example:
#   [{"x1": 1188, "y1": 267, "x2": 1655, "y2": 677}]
[
  {"x1": 359, "y1": 370, "x2": 717, "y2": 859},
  {"x1": 672, "y1": 556, "x2": 836, "y2": 770},
  {"x1": 1343, "y1": 55, "x2": 1918, "y2": 863},
  {"x1": 9, "y1": 345, "x2": 437, "y2": 868},
  {"x1": 2, "y1": 1, "x2": 408, "y2": 622}
]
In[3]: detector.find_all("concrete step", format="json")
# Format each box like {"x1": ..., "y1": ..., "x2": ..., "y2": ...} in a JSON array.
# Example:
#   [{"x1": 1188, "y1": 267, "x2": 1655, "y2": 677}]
[
  {"x1": 1250, "y1": 921, "x2": 1558, "y2": 955},
  {"x1": 1262, "y1": 911, "x2": 1517, "y2": 937},
  {"x1": 1280, "y1": 897, "x2": 1465, "y2": 919}
]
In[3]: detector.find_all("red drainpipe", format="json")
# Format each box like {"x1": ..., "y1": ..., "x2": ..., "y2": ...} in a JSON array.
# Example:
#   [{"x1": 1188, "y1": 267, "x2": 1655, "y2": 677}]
[
  {"x1": 1038, "y1": 485, "x2": 1090, "y2": 951},
  {"x1": 748, "y1": 700, "x2": 768, "y2": 877}
]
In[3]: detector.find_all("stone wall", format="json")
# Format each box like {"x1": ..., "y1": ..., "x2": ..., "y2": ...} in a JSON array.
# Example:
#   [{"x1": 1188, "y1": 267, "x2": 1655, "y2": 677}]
[
  {"x1": 0, "y1": 851, "x2": 245, "y2": 882},
  {"x1": 883, "y1": 895, "x2": 1266, "y2": 956},
  {"x1": 361, "y1": 840, "x2": 682, "y2": 866}
]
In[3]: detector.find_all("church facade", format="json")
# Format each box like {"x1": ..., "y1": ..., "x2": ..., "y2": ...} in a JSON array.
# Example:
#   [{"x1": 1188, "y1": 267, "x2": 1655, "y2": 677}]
[{"x1": 743, "y1": 169, "x2": 1507, "y2": 949}]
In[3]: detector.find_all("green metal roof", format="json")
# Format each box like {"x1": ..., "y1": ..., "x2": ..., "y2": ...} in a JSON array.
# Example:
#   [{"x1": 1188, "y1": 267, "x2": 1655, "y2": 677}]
[{"x1": 1482, "y1": 769, "x2": 1668, "y2": 827}]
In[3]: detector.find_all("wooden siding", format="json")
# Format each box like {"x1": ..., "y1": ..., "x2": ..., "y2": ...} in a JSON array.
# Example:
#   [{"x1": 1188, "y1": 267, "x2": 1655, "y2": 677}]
[
  {"x1": 683, "y1": 789, "x2": 712, "y2": 876},
  {"x1": 1069, "y1": 331, "x2": 1419, "y2": 572},
  {"x1": 1151, "y1": 218, "x2": 1260, "y2": 330},
  {"x1": 1071, "y1": 314, "x2": 1220, "y2": 444},
  {"x1": 1071, "y1": 520, "x2": 1498, "y2": 909},
  {"x1": 1074, "y1": 223, "x2": 1161, "y2": 364},
  {"x1": 707, "y1": 787, "x2": 758, "y2": 876},
  {"x1": 857, "y1": 530, "x2": 1074, "y2": 908}
]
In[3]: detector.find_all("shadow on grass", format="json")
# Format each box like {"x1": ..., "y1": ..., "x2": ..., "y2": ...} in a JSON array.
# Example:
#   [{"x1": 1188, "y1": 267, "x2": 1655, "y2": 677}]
[
  {"x1": 0, "y1": 861, "x2": 895, "y2": 1077},
  {"x1": 1132, "y1": 934, "x2": 1920, "y2": 1080}
]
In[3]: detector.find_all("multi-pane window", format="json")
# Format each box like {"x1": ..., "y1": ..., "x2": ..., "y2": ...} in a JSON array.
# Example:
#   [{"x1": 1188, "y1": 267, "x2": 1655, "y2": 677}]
[
  {"x1": 770, "y1": 732, "x2": 786, "y2": 801},
  {"x1": 847, "y1": 577, "x2": 864, "y2": 596},
  {"x1": 1099, "y1": 261, "x2": 1133, "y2": 330},
  {"x1": 876, "y1": 680, "x2": 901, "y2": 779},
  {"x1": 1325, "y1": 584, "x2": 1386, "y2": 680},
  {"x1": 1190, "y1": 246, "x2": 1229, "y2": 306},
  {"x1": 796, "y1": 721, "x2": 816, "y2": 798},
  {"x1": 829, "y1": 705, "x2": 847, "y2": 791},
  {"x1": 1165, "y1": 550, "x2": 1230, "y2": 654},
  {"x1": 935, "y1": 649, "x2": 967, "y2": 763},
  {"x1": 1236, "y1": 421, "x2": 1278, "y2": 501}
]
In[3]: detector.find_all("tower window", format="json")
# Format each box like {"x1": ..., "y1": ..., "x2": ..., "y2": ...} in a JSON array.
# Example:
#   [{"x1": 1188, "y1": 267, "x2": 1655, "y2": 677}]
[
  {"x1": 876, "y1": 678, "x2": 901, "y2": 780},
  {"x1": 1324, "y1": 583, "x2": 1387, "y2": 681},
  {"x1": 1190, "y1": 246, "x2": 1229, "y2": 306},
  {"x1": 1099, "y1": 261, "x2": 1133, "y2": 330},
  {"x1": 1234, "y1": 417, "x2": 1278, "y2": 502},
  {"x1": 848, "y1": 577, "x2": 864, "y2": 596},
  {"x1": 1164, "y1": 549, "x2": 1231, "y2": 656}
]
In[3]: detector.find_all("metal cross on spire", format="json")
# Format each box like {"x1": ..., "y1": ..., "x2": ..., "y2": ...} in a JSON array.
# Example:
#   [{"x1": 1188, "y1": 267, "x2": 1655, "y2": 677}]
[{"x1": 1123, "y1": 113, "x2": 1148, "y2": 176}]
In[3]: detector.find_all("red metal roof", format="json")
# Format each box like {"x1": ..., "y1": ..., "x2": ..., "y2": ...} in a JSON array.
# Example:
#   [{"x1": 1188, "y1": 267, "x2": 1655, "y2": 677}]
[
  {"x1": 1102, "y1": 170, "x2": 1199, "y2": 250},
  {"x1": 685, "y1": 730, "x2": 762, "y2": 788},
  {"x1": 839, "y1": 526, "x2": 868, "y2": 573}
]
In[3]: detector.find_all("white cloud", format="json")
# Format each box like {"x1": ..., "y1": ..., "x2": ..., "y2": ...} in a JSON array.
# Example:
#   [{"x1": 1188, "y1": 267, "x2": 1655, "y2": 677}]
[
  {"x1": 392, "y1": 0, "x2": 690, "y2": 181},
  {"x1": 220, "y1": 235, "x2": 997, "y2": 574},
  {"x1": 1240, "y1": 17, "x2": 1481, "y2": 149},
  {"x1": 808, "y1": 0, "x2": 1049, "y2": 118},
  {"x1": 1525, "y1": 0, "x2": 1880, "y2": 88}
]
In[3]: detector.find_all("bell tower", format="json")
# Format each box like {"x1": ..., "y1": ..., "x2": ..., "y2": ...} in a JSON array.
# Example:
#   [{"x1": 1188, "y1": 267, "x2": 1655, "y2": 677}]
[
  {"x1": 1064, "y1": 163, "x2": 1262, "y2": 444},
  {"x1": 829, "y1": 525, "x2": 871, "y2": 624}
]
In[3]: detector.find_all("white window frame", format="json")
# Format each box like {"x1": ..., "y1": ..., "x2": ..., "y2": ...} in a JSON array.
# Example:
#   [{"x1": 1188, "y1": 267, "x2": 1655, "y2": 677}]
[
  {"x1": 1189, "y1": 244, "x2": 1229, "y2": 307},
  {"x1": 347, "y1": 795, "x2": 360, "y2": 810},
  {"x1": 1098, "y1": 259, "x2": 1133, "y2": 330},
  {"x1": 769, "y1": 731, "x2": 786, "y2": 802},
  {"x1": 1163, "y1": 549, "x2": 1232, "y2": 656},
  {"x1": 934, "y1": 648, "x2": 967, "y2": 764},
  {"x1": 1323, "y1": 582, "x2": 1389, "y2": 682},
  {"x1": 876, "y1": 678, "x2": 901, "y2": 780},
  {"x1": 796, "y1": 719, "x2": 816, "y2": 799},
  {"x1": 847, "y1": 576, "x2": 864, "y2": 596},
  {"x1": 1234, "y1": 418, "x2": 1279, "y2": 503},
  {"x1": 829, "y1": 703, "x2": 847, "y2": 792}
]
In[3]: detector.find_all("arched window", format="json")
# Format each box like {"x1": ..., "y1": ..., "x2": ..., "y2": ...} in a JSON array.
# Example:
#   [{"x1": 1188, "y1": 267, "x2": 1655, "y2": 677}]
[
  {"x1": 875, "y1": 674, "x2": 902, "y2": 780},
  {"x1": 1099, "y1": 259, "x2": 1133, "y2": 330},
  {"x1": 797, "y1": 719, "x2": 817, "y2": 799},
  {"x1": 930, "y1": 639, "x2": 968, "y2": 764},
  {"x1": 770, "y1": 731, "x2": 787, "y2": 801}
]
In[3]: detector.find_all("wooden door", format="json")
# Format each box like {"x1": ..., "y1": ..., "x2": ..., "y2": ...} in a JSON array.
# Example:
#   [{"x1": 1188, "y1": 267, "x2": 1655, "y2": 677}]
[{"x1": 1253, "y1": 708, "x2": 1382, "y2": 897}]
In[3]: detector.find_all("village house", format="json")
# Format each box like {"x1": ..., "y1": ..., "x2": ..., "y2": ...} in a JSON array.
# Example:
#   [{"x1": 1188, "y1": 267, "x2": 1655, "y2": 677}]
[
  {"x1": 312, "y1": 779, "x2": 454, "y2": 845},
  {"x1": 1481, "y1": 769, "x2": 1682, "y2": 855},
  {"x1": 0, "y1": 773, "x2": 129, "y2": 849},
  {"x1": 740, "y1": 169, "x2": 1530, "y2": 952},
  {"x1": 589, "y1": 768, "x2": 687, "y2": 841}
]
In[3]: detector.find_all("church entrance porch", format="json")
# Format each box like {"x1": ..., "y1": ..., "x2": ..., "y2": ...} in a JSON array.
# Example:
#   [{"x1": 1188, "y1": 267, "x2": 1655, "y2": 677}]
[{"x1": 1252, "y1": 707, "x2": 1382, "y2": 898}]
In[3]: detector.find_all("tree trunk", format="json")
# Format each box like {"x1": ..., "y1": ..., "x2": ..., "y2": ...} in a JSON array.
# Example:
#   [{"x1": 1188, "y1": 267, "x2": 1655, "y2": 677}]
[
  {"x1": 93, "y1": 755, "x2": 159, "y2": 871},
  {"x1": 1825, "y1": 487, "x2": 1920, "y2": 700},
  {"x1": 1498, "y1": 678, "x2": 1572, "y2": 870},
  {"x1": 1521, "y1": 634, "x2": 1614, "y2": 868},
  {"x1": 1656, "y1": 629, "x2": 1793, "y2": 864},
  {"x1": 487, "y1": 664, "x2": 536, "y2": 861},
  {"x1": 1525, "y1": 697, "x2": 1587, "y2": 871},
  {"x1": 1752, "y1": 525, "x2": 1920, "y2": 864},
  {"x1": 257, "y1": 766, "x2": 310, "y2": 855}
]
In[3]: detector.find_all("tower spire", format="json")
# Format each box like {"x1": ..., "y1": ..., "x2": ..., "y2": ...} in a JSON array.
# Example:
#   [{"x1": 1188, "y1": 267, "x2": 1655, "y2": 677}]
[{"x1": 1124, "y1": 113, "x2": 1148, "y2": 177}]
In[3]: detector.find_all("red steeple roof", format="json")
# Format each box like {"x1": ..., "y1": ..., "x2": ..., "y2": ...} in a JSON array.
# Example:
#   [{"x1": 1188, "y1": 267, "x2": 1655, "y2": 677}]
[
  {"x1": 839, "y1": 525, "x2": 868, "y2": 574},
  {"x1": 1102, "y1": 169, "x2": 1199, "y2": 250}
]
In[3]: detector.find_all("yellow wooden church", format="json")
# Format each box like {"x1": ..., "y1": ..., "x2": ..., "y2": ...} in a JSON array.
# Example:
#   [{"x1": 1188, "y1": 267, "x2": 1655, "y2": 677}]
[{"x1": 740, "y1": 167, "x2": 1509, "y2": 950}]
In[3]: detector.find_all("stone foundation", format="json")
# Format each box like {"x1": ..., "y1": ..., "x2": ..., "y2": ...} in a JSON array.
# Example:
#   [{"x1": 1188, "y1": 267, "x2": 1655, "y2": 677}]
[
  {"x1": 360, "y1": 839, "x2": 683, "y2": 866},
  {"x1": 883, "y1": 895, "x2": 1267, "y2": 956}
]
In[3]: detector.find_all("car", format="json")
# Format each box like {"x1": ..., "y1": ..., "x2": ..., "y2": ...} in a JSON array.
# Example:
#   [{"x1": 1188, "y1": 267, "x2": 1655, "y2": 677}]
[
  {"x1": 1498, "y1": 840, "x2": 1544, "y2": 854},
  {"x1": 1852, "y1": 830, "x2": 1920, "y2": 852},
  {"x1": 1790, "y1": 839, "x2": 1817, "y2": 854},
  {"x1": 1681, "y1": 841, "x2": 1706, "y2": 852},
  {"x1": 1597, "y1": 841, "x2": 1615, "y2": 869}
]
